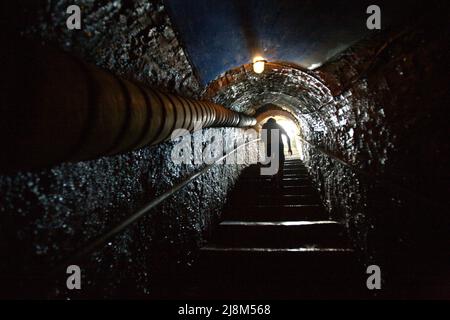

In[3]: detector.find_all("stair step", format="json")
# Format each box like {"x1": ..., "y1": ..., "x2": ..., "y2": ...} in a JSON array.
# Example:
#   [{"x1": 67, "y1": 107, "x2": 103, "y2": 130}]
[
  {"x1": 188, "y1": 239, "x2": 363, "y2": 300},
  {"x1": 283, "y1": 179, "x2": 313, "y2": 187},
  {"x1": 282, "y1": 173, "x2": 309, "y2": 177},
  {"x1": 230, "y1": 194, "x2": 320, "y2": 206},
  {"x1": 282, "y1": 177, "x2": 311, "y2": 181},
  {"x1": 240, "y1": 172, "x2": 310, "y2": 179},
  {"x1": 230, "y1": 204, "x2": 323, "y2": 211},
  {"x1": 189, "y1": 248, "x2": 363, "y2": 299},
  {"x1": 211, "y1": 220, "x2": 350, "y2": 248},
  {"x1": 256, "y1": 194, "x2": 320, "y2": 205},
  {"x1": 239, "y1": 176, "x2": 311, "y2": 181},
  {"x1": 197, "y1": 245, "x2": 356, "y2": 282},
  {"x1": 219, "y1": 220, "x2": 339, "y2": 226},
  {"x1": 199, "y1": 245, "x2": 355, "y2": 273},
  {"x1": 201, "y1": 245, "x2": 353, "y2": 253},
  {"x1": 230, "y1": 186, "x2": 320, "y2": 199},
  {"x1": 237, "y1": 179, "x2": 313, "y2": 187},
  {"x1": 284, "y1": 162, "x2": 307, "y2": 166},
  {"x1": 282, "y1": 170, "x2": 309, "y2": 175},
  {"x1": 198, "y1": 245, "x2": 356, "y2": 281},
  {"x1": 180, "y1": 160, "x2": 365, "y2": 299},
  {"x1": 283, "y1": 167, "x2": 308, "y2": 172},
  {"x1": 283, "y1": 166, "x2": 308, "y2": 170},
  {"x1": 265, "y1": 185, "x2": 316, "y2": 194},
  {"x1": 225, "y1": 205, "x2": 327, "y2": 221}
]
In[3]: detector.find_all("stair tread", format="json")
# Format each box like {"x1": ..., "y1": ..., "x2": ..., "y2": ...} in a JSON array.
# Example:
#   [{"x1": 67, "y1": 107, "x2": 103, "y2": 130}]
[
  {"x1": 236, "y1": 204, "x2": 321, "y2": 209},
  {"x1": 229, "y1": 204, "x2": 322, "y2": 210},
  {"x1": 180, "y1": 159, "x2": 363, "y2": 299},
  {"x1": 219, "y1": 220, "x2": 339, "y2": 226},
  {"x1": 225, "y1": 209, "x2": 328, "y2": 219},
  {"x1": 212, "y1": 220, "x2": 349, "y2": 248},
  {"x1": 224, "y1": 215, "x2": 329, "y2": 222},
  {"x1": 257, "y1": 185, "x2": 316, "y2": 192},
  {"x1": 201, "y1": 245, "x2": 353, "y2": 253},
  {"x1": 255, "y1": 194, "x2": 318, "y2": 198},
  {"x1": 238, "y1": 178, "x2": 310, "y2": 181}
]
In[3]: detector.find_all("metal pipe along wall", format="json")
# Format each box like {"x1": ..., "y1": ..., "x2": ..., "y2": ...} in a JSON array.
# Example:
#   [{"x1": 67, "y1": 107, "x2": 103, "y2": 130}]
[{"x1": 0, "y1": 42, "x2": 256, "y2": 172}]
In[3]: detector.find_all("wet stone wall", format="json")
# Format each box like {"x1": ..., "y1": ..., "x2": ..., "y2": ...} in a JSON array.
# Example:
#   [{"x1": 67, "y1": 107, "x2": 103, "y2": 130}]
[
  {"x1": 0, "y1": 0, "x2": 251, "y2": 298},
  {"x1": 305, "y1": 15, "x2": 450, "y2": 295},
  {"x1": 9, "y1": 0, "x2": 201, "y2": 97}
]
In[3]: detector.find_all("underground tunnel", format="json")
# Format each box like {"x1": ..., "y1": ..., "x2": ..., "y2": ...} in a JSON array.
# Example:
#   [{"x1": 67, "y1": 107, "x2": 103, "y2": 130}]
[{"x1": 0, "y1": 0, "x2": 449, "y2": 301}]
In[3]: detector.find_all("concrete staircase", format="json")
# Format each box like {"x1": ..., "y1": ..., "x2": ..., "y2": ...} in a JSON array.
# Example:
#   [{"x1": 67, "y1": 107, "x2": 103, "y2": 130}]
[{"x1": 188, "y1": 158, "x2": 366, "y2": 299}]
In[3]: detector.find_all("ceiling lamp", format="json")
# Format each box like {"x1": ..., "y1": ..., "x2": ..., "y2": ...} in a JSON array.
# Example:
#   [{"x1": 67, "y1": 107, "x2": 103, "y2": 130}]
[{"x1": 252, "y1": 56, "x2": 267, "y2": 74}]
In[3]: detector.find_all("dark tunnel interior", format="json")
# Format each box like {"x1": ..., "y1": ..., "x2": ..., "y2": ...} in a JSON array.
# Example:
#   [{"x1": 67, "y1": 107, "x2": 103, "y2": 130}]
[{"x1": 0, "y1": 0, "x2": 449, "y2": 300}]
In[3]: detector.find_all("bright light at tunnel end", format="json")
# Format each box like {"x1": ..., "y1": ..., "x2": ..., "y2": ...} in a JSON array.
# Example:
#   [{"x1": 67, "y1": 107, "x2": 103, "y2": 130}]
[
  {"x1": 276, "y1": 118, "x2": 299, "y2": 137},
  {"x1": 253, "y1": 56, "x2": 266, "y2": 74}
]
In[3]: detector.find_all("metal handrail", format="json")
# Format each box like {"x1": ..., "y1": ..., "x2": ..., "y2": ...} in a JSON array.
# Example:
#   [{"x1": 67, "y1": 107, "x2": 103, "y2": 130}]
[
  {"x1": 298, "y1": 134, "x2": 445, "y2": 209},
  {"x1": 295, "y1": 133, "x2": 366, "y2": 175},
  {"x1": 60, "y1": 138, "x2": 261, "y2": 266}
]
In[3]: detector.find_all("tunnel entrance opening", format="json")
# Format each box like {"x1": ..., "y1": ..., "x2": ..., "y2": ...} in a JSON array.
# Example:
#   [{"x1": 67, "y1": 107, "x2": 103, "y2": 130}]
[
  {"x1": 255, "y1": 105, "x2": 307, "y2": 162},
  {"x1": 258, "y1": 115, "x2": 303, "y2": 160}
]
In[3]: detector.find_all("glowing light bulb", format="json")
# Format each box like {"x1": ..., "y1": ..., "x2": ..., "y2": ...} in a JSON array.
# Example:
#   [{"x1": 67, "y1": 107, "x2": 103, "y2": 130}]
[{"x1": 253, "y1": 56, "x2": 266, "y2": 74}]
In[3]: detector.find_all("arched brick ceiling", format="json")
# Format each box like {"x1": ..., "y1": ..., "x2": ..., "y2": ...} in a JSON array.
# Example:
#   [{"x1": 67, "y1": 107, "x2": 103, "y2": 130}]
[
  {"x1": 254, "y1": 105, "x2": 300, "y2": 128},
  {"x1": 166, "y1": 0, "x2": 425, "y2": 135},
  {"x1": 203, "y1": 62, "x2": 335, "y2": 133},
  {"x1": 166, "y1": 0, "x2": 416, "y2": 84}
]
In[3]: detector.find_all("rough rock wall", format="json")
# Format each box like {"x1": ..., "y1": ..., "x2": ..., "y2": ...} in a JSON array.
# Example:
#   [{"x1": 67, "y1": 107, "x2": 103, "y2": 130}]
[
  {"x1": 0, "y1": 0, "x2": 251, "y2": 298},
  {"x1": 305, "y1": 12, "x2": 450, "y2": 295},
  {"x1": 10, "y1": 0, "x2": 201, "y2": 97}
]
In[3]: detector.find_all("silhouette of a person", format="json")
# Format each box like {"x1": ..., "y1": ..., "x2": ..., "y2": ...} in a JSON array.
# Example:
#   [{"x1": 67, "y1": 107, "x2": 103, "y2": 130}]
[{"x1": 261, "y1": 118, "x2": 292, "y2": 185}]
